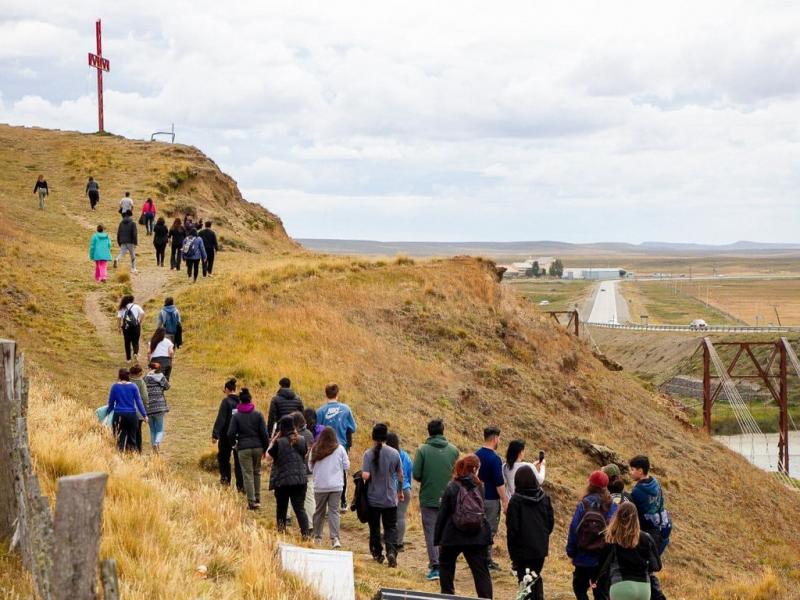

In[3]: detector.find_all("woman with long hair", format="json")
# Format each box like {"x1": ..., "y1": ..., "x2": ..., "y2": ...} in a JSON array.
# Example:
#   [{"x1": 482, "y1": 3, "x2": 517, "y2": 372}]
[
  {"x1": 502, "y1": 439, "x2": 545, "y2": 499},
  {"x1": 506, "y1": 465, "x2": 554, "y2": 600},
  {"x1": 433, "y1": 454, "x2": 493, "y2": 599},
  {"x1": 117, "y1": 294, "x2": 144, "y2": 362},
  {"x1": 601, "y1": 503, "x2": 661, "y2": 600},
  {"x1": 33, "y1": 174, "x2": 48, "y2": 210},
  {"x1": 107, "y1": 368, "x2": 147, "y2": 452},
  {"x1": 566, "y1": 471, "x2": 619, "y2": 600},
  {"x1": 144, "y1": 361, "x2": 170, "y2": 453},
  {"x1": 310, "y1": 426, "x2": 350, "y2": 547},
  {"x1": 141, "y1": 197, "x2": 156, "y2": 235},
  {"x1": 386, "y1": 432, "x2": 413, "y2": 550},
  {"x1": 361, "y1": 423, "x2": 403, "y2": 567},
  {"x1": 148, "y1": 327, "x2": 175, "y2": 381},
  {"x1": 268, "y1": 414, "x2": 311, "y2": 537},
  {"x1": 152, "y1": 217, "x2": 169, "y2": 266},
  {"x1": 168, "y1": 217, "x2": 186, "y2": 271}
]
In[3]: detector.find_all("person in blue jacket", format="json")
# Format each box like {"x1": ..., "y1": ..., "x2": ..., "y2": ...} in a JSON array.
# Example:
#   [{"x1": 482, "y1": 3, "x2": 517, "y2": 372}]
[
  {"x1": 387, "y1": 431, "x2": 413, "y2": 550},
  {"x1": 629, "y1": 455, "x2": 671, "y2": 600},
  {"x1": 89, "y1": 224, "x2": 113, "y2": 282},
  {"x1": 316, "y1": 383, "x2": 357, "y2": 509},
  {"x1": 107, "y1": 367, "x2": 148, "y2": 452},
  {"x1": 566, "y1": 470, "x2": 618, "y2": 600},
  {"x1": 182, "y1": 227, "x2": 207, "y2": 283}
]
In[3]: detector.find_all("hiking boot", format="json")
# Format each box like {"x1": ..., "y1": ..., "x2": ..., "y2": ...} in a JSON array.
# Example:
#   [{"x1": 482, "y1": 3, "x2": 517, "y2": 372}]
[
  {"x1": 488, "y1": 560, "x2": 501, "y2": 571},
  {"x1": 426, "y1": 568, "x2": 440, "y2": 581},
  {"x1": 372, "y1": 554, "x2": 385, "y2": 564},
  {"x1": 387, "y1": 554, "x2": 397, "y2": 568},
  {"x1": 247, "y1": 503, "x2": 260, "y2": 511},
  {"x1": 332, "y1": 538, "x2": 341, "y2": 549},
  {"x1": 396, "y1": 543, "x2": 405, "y2": 553},
  {"x1": 113, "y1": 259, "x2": 117, "y2": 269}
]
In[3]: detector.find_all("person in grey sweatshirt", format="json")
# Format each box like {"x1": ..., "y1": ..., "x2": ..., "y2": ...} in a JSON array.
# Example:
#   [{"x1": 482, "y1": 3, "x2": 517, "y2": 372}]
[{"x1": 310, "y1": 426, "x2": 350, "y2": 548}]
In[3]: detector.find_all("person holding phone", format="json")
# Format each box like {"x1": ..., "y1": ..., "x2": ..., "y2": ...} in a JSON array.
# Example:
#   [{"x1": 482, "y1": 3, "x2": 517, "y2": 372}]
[{"x1": 502, "y1": 439, "x2": 545, "y2": 499}]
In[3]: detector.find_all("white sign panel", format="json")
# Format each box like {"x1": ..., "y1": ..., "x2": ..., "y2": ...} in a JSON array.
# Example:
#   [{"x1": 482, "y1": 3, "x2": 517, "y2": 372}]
[{"x1": 279, "y1": 544, "x2": 355, "y2": 600}]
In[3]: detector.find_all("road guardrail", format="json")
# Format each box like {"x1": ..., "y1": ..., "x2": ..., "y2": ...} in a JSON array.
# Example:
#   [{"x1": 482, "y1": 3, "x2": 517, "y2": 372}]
[{"x1": 585, "y1": 322, "x2": 800, "y2": 333}]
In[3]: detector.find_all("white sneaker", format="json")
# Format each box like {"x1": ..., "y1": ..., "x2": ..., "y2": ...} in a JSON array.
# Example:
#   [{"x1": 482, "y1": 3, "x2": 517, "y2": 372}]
[
  {"x1": 332, "y1": 538, "x2": 341, "y2": 549},
  {"x1": 131, "y1": 269, "x2": 139, "y2": 274}
]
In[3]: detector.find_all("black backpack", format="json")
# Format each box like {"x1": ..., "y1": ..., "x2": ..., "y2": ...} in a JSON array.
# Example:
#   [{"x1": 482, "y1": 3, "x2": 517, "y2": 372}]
[
  {"x1": 121, "y1": 306, "x2": 139, "y2": 332},
  {"x1": 452, "y1": 482, "x2": 485, "y2": 533},
  {"x1": 576, "y1": 498, "x2": 608, "y2": 553}
]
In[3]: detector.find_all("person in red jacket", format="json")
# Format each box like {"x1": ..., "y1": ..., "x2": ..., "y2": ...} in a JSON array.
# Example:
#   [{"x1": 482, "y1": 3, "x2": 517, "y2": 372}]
[{"x1": 141, "y1": 198, "x2": 157, "y2": 236}]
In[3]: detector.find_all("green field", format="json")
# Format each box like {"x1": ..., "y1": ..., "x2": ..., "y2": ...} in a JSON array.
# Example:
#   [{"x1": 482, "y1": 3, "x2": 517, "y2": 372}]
[
  {"x1": 686, "y1": 402, "x2": 800, "y2": 435},
  {"x1": 506, "y1": 279, "x2": 592, "y2": 312},
  {"x1": 622, "y1": 280, "x2": 743, "y2": 325}
]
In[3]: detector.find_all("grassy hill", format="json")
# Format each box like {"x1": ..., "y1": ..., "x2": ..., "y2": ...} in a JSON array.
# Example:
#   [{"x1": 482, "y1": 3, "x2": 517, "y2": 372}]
[{"x1": 1, "y1": 124, "x2": 799, "y2": 599}]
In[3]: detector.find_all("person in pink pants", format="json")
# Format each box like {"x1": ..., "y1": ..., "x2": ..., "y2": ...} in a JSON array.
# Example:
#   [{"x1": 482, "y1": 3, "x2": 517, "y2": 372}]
[{"x1": 89, "y1": 224, "x2": 113, "y2": 283}]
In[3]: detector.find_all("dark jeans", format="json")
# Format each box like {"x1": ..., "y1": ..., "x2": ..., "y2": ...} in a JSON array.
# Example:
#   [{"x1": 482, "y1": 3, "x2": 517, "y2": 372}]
[
  {"x1": 217, "y1": 439, "x2": 243, "y2": 490},
  {"x1": 170, "y1": 244, "x2": 182, "y2": 270},
  {"x1": 113, "y1": 412, "x2": 140, "y2": 452},
  {"x1": 367, "y1": 505, "x2": 398, "y2": 559},
  {"x1": 154, "y1": 242, "x2": 166, "y2": 266},
  {"x1": 651, "y1": 573, "x2": 666, "y2": 600},
  {"x1": 88, "y1": 191, "x2": 99, "y2": 209},
  {"x1": 342, "y1": 470, "x2": 349, "y2": 509},
  {"x1": 573, "y1": 565, "x2": 608, "y2": 600},
  {"x1": 202, "y1": 252, "x2": 215, "y2": 276},
  {"x1": 186, "y1": 259, "x2": 200, "y2": 281},
  {"x1": 153, "y1": 356, "x2": 172, "y2": 381},
  {"x1": 122, "y1": 326, "x2": 140, "y2": 361},
  {"x1": 144, "y1": 213, "x2": 154, "y2": 234},
  {"x1": 514, "y1": 557, "x2": 545, "y2": 600},
  {"x1": 275, "y1": 484, "x2": 310, "y2": 535},
  {"x1": 439, "y1": 544, "x2": 493, "y2": 599}
]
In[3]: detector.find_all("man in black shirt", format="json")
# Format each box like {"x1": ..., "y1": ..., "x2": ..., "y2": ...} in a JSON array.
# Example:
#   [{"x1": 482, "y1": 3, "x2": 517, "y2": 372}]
[
  {"x1": 198, "y1": 221, "x2": 219, "y2": 277},
  {"x1": 212, "y1": 378, "x2": 243, "y2": 491}
]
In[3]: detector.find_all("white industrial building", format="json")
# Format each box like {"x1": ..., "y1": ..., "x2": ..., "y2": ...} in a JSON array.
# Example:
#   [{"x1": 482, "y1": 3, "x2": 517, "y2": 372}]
[{"x1": 562, "y1": 267, "x2": 625, "y2": 280}]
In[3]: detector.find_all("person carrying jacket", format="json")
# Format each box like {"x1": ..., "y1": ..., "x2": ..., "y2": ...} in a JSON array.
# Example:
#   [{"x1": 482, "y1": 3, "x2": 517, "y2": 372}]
[
  {"x1": 156, "y1": 298, "x2": 182, "y2": 343},
  {"x1": 506, "y1": 465, "x2": 554, "y2": 600},
  {"x1": 567, "y1": 471, "x2": 619, "y2": 600},
  {"x1": 268, "y1": 415, "x2": 311, "y2": 536},
  {"x1": 412, "y1": 418, "x2": 459, "y2": 581},
  {"x1": 107, "y1": 368, "x2": 147, "y2": 452},
  {"x1": 228, "y1": 389, "x2": 269, "y2": 510},
  {"x1": 434, "y1": 454, "x2": 493, "y2": 599},
  {"x1": 89, "y1": 224, "x2": 113, "y2": 282},
  {"x1": 599, "y1": 502, "x2": 662, "y2": 600},
  {"x1": 141, "y1": 198, "x2": 156, "y2": 235},
  {"x1": 115, "y1": 213, "x2": 139, "y2": 273},
  {"x1": 212, "y1": 378, "x2": 243, "y2": 491},
  {"x1": 182, "y1": 227, "x2": 206, "y2": 282},
  {"x1": 268, "y1": 378, "x2": 304, "y2": 434},
  {"x1": 198, "y1": 221, "x2": 219, "y2": 277},
  {"x1": 143, "y1": 361, "x2": 170, "y2": 452},
  {"x1": 629, "y1": 456, "x2": 670, "y2": 600}
]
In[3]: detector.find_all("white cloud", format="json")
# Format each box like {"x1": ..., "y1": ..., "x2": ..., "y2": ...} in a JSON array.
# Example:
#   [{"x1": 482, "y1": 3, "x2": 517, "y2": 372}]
[{"x1": 2, "y1": 1, "x2": 800, "y2": 243}]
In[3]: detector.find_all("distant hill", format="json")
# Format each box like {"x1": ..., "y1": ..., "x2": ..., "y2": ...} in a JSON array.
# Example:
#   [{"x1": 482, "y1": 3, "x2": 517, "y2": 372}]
[{"x1": 300, "y1": 238, "x2": 800, "y2": 257}]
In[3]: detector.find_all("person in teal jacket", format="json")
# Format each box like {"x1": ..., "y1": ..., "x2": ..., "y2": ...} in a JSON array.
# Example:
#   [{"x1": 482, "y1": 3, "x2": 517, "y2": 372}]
[{"x1": 89, "y1": 224, "x2": 113, "y2": 283}]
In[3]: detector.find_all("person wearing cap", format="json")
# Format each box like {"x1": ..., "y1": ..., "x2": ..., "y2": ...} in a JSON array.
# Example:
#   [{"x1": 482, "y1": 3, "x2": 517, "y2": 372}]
[
  {"x1": 228, "y1": 389, "x2": 269, "y2": 511},
  {"x1": 268, "y1": 414, "x2": 311, "y2": 537},
  {"x1": 361, "y1": 423, "x2": 404, "y2": 567},
  {"x1": 566, "y1": 470, "x2": 618, "y2": 600},
  {"x1": 602, "y1": 464, "x2": 632, "y2": 506}
]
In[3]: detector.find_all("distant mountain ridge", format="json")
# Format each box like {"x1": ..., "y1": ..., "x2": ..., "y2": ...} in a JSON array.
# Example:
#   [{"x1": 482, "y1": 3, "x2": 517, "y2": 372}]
[{"x1": 299, "y1": 238, "x2": 800, "y2": 257}]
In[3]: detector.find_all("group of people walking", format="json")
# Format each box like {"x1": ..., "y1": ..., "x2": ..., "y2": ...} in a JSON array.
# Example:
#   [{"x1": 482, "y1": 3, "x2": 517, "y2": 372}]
[{"x1": 207, "y1": 380, "x2": 671, "y2": 600}]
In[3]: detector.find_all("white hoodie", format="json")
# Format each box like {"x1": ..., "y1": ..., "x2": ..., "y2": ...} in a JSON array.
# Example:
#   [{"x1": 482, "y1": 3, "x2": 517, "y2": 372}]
[{"x1": 311, "y1": 445, "x2": 351, "y2": 493}]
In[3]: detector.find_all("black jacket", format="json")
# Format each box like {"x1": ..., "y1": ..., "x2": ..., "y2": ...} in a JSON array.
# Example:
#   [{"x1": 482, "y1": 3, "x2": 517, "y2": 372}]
[
  {"x1": 506, "y1": 485, "x2": 555, "y2": 563},
  {"x1": 212, "y1": 394, "x2": 239, "y2": 441},
  {"x1": 198, "y1": 228, "x2": 219, "y2": 254},
  {"x1": 117, "y1": 216, "x2": 138, "y2": 245},
  {"x1": 267, "y1": 388, "x2": 304, "y2": 433},
  {"x1": 227, "y1": 407, "x2": 269, "y2": 451},
  {"x1": 600, "y1": 532, "x2": 662, "y2": 585},
  {"x1": 351, "y1": 471, "x2": 370, "y2": 523},
  {"x1": 169, "y1": 226, "x2": 185, "y2": 247},
  {"x1": 434, "y1": 477, "x2": 492, "y2": 547},
  {"x1": 268, "y1": 436, "x2": 308, "y2": 489},
  {"x1": 153, "y1": 222, "x2": 169, "y2": 245}
]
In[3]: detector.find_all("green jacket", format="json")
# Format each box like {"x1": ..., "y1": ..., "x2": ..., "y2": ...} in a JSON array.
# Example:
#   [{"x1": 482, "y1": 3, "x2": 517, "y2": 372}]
[
  {"x1": 412, "y1": 435, "x2": 459, "y2": 508},
  {"x1": 89, "y1": 232, "x2": 113, "y2": 261}
]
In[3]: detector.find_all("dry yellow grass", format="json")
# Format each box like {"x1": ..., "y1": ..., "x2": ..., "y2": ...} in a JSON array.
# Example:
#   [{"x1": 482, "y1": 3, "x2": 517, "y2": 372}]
[
  {"x1": 680, "y1": 278, "x2": 800, "y2": 326},
  {"x1": 2, "y1": 124, "x2": 800, "y2": 599}
]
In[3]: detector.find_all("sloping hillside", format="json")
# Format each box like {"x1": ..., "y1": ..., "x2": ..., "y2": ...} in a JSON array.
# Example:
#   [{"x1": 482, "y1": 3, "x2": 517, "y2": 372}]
[{"x1": 1, "y1": 125, "x2": 799, "y2": 600}]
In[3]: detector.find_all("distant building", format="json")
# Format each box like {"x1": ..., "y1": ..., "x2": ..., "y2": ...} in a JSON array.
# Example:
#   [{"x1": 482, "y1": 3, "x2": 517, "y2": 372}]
[{"x1": 562, "y1": 267, "x2": 625, "y2": 280}]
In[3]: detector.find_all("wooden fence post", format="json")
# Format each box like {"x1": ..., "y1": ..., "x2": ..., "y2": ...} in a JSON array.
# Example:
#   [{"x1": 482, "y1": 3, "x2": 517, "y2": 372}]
[
  {"x1": 0, "y1": 339, "x2": 20, "y2": 540},
  {"x1": 50, "y1": 473, "x2": 109, "y2": 600}
]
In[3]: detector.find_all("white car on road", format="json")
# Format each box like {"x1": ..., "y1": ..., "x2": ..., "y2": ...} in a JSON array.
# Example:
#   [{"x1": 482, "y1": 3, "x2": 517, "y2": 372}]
[{"x1": 690, "y1": 319, "x2": 708, "y2": 330}]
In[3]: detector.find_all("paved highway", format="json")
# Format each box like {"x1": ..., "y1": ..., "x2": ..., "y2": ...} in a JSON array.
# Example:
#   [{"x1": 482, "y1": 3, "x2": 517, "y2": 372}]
[{"x1": 587, "y1": 280, "x2": 620, "y2": 324}]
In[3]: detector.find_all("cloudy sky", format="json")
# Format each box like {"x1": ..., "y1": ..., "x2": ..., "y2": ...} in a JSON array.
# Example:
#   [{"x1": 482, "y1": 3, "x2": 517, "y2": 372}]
[{"x1": 2, "y1": 1, "x2": 799, "y2": 243}]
